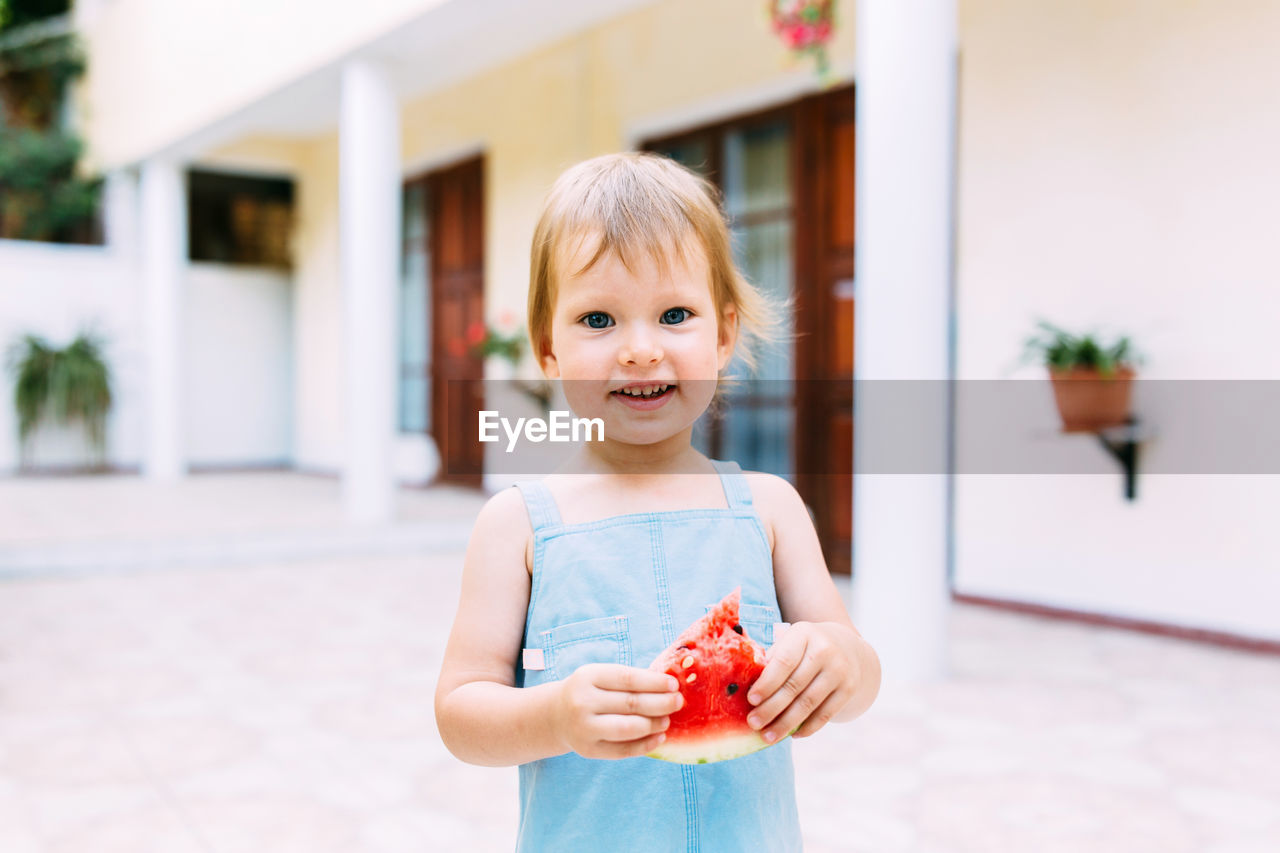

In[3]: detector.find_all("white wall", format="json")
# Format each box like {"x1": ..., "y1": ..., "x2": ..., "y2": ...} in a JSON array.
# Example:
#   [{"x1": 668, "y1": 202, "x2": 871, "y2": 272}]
[
  {"x1": 0, "y1": 239, "x2": 146, "y2": 473},
  {"x1": 184, "y1": 264, "x2": 294, "y2": 467},
  {"x1": 1, "y1": 222, "x2": 298, "y2": 474},
  {"x1": 953, "y1": 0, "x2": 1280, "y2": 640}
]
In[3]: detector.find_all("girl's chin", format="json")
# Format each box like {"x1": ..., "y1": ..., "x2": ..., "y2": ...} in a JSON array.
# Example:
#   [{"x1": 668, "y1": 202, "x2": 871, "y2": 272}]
[
  {"x1": 590, "y1": 413, "x2": 696, "y2": 448},
  {"x1": 594, "y1": 429, "x2": 694, "y2": 451}
]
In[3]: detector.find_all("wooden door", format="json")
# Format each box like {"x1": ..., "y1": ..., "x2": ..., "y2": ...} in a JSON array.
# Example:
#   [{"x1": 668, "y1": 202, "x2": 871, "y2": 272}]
[
  {"x1": 429, "y1": 157, "x2": 485, "y2": 486},
  {"x1": 795, "y1": 87, "x2": 856, "y2": 575},
  {"x1": 644, "y1": 86, "x2": 856, "y2": 575}
]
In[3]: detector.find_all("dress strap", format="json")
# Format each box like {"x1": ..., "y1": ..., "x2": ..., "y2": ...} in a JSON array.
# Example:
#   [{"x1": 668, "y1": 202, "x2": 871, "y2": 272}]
[
  {"x1": 711, "y1": 459, "x2": 754, "y2": 508},
  {"x1": 515, "y1": 480, "x2": 563, "y2": 532}
]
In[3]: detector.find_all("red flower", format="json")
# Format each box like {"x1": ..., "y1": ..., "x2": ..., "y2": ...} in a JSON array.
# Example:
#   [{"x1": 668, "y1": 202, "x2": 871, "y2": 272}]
[
  {"x1": 770, "y1": 1, "x2": 833, "y2": 50},
  {"x1": 466, "y1": 321, "x2": 486, "y2": 346}
]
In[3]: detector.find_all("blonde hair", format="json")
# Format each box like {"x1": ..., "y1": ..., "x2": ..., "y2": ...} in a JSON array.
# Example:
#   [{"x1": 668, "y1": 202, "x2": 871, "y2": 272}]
[{"x1": 527, "y1": 151, "x2": 779, "y2": 375}]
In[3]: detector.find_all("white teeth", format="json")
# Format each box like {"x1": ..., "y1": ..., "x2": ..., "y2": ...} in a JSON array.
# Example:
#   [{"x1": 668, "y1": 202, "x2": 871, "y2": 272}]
[{"x1": 619, "y1": 384, "x2": 670, "y2": 398}]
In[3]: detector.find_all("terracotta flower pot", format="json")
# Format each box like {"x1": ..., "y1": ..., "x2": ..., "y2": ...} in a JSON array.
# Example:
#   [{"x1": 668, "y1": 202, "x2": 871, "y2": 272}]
[{"x1": 1048, "y1": 366, "x2": 1135, "y2": 432}]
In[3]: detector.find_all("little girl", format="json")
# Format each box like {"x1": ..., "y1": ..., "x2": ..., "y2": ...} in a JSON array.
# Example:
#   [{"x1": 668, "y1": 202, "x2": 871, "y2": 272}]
[{"x1": 435, "y1": 152, "x2": 880, "y2": 852}]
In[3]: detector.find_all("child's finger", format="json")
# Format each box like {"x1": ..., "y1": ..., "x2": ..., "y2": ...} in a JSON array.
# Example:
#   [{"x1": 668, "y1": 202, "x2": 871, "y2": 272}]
[
  {"x1": 746, "y1": 642, "x2": 821, "y2": 731},
  {"x1": 589, "y1": 730, "x2": 669, "y2": 760},
  {"x1": 597, "y1": 688, "x2": 684, "y2": 718},
  {"x1": 790, "y1": 685, "x2": 853, "y2": 739},
  {"x1": 748, "y1": 633, "x2": 810, "y2": 707},
  {"x1": 746, "y1": 632, "x2": 812, "y2": 704},
  {"x1": 592, "y1": 713, "x2": 670, "y2": 744},
  {"x1": 591, "y1": 664, "x2": 681, "y2": 694},
  {"x1": 759, "y1": 672, "x2": 842, "y2": 743}
]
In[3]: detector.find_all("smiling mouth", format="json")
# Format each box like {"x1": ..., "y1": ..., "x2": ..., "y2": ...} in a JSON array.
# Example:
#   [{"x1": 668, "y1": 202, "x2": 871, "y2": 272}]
[{"x1": 611, "y1": 384, "x2": 675, "y2": 400}]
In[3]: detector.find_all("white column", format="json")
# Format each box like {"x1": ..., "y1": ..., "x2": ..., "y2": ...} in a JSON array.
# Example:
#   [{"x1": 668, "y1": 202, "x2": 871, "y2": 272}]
[
  {"x1": 103, "y1": 168, "x2": 139, "y2": 259},
  {"x1": 339, "y1": 60, "x2": 400, "y2": 524},
  {"x1": 140, "y1": 159, "x2": 186, "y2": 482},
  {"x1": 851, "y1": 0, "x2": 957, "y2": 681}
]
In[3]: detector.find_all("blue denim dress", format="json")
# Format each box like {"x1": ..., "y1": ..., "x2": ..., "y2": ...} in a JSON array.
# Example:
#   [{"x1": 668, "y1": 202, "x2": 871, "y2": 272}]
[{"x1": 513, "y1": 460, "x2": 803, "y2": 853}]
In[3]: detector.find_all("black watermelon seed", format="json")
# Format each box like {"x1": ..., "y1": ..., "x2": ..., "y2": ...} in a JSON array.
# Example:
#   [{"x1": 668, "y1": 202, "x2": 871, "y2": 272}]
[
  {"x1": 727, "y1": 683, "x2": 739, "y2": 695},
  {"x1": 732, "y1": 624, "x2": 743, "y2": 634}
]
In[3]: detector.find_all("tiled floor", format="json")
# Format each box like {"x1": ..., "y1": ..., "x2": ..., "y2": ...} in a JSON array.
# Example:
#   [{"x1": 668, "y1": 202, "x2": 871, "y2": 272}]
[
  {"x1": 2, "y1": 474, "x2": 1279, "y2": 851},
  {"x1": 0, "y1": 473, "x2": 482, "y2": 577}
]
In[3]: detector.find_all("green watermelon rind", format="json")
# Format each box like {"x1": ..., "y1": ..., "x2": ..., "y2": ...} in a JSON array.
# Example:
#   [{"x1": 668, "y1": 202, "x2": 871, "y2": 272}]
[{"x1": 647, "y1": 730, "x2": 788, "y2": 765}]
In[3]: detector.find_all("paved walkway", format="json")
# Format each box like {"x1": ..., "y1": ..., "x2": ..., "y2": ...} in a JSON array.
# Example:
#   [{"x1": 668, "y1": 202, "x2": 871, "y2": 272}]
[
  {"x1": 1, "y1": 474, "x2": 1278, "y2": 851},
  {"x1": 0, "y1": 473, "x2": 483, "y2": 577}
]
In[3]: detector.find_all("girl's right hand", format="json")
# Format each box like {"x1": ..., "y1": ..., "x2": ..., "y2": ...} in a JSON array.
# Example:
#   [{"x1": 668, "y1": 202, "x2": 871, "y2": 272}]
[{"x1": 553, "y1": 664, "x2": 684, "y2": 759}]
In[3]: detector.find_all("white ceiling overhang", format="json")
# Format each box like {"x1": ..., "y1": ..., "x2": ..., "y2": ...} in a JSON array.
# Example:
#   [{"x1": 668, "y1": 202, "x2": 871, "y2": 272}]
[{"x1": 151, "y1": 0, "x2": 659, "y2": 164}]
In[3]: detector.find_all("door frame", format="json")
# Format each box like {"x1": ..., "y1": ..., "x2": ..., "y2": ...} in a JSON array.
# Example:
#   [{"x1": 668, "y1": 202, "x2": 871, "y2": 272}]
[{"x1": 403, "y1": 154, "x2": 487, "y2": 487}]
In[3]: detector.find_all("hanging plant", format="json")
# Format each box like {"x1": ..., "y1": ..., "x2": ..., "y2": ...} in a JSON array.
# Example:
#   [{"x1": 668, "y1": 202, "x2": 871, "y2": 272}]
[
  {"x1": 1, "y1": 6, "x2": 83, "y2": 129},
  {"x1": 5, "y1": 330, "x2": 113, "y2": 470},
  {"x1": 768, "y1": 0, "x2": 835, "y2": 83},
  {"x1": 0, "y1": 8, "x2": 101, "y2": 243}
]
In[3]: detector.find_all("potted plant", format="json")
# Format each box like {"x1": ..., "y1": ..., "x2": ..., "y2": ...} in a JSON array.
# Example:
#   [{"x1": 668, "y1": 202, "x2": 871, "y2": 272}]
[
  {"x1": 6, "y1": 330, "x2": 113, "y2": 470},
  {"x1": 467, "y1": 319, "x2": 525, "y2": 374},
  {"x1": 1022, "y1": 321, "x2": 1139, "y2": 433}
]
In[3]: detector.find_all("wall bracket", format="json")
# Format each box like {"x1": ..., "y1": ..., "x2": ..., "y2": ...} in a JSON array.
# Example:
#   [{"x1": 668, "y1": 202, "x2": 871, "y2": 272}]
[{"x1": 1094, "y1": 417, "x2": 1144, "y2": 501}]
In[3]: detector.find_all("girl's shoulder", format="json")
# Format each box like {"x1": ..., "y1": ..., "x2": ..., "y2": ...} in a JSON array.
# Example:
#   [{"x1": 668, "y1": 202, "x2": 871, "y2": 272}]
[
  {"x1": 474, "y1": 485, "x2": 536, "y2": 574},
  {"x1": 738, "y1": 470, "x2": 814, "y2": 554},
  {"x1": 476, "y1": 484, "x2": 536, "y2": 527}
]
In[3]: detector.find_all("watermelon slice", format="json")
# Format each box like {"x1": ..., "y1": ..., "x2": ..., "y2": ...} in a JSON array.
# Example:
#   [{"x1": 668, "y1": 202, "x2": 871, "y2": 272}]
[{"x1": 646, "y1": 588, "x2": 783, "y2": 764}]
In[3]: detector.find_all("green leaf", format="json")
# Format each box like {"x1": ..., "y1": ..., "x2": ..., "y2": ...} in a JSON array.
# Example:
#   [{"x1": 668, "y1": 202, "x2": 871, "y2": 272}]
[
  {"x1": 1022, "y1": 320, "x2": 1139, "y2": 373},
  {"x1": 6, "y1": 329, "x2": 112, "y2": 459}
]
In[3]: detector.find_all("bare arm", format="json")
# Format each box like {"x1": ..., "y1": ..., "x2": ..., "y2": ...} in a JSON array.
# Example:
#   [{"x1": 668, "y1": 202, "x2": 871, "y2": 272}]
[
  {"x1": 744, "y1": 473, "x2": 882, "y2": 741},
  {"x1": 434, "y1": 488, "x2": 561, "y2": 765},
  {"x1": 434, "y1": 487, "x2": 680, "y2": 767}
]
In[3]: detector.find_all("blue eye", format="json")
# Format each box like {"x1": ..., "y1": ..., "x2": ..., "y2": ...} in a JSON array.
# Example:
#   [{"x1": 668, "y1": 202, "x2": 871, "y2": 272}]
[
  {"x1": 582, "y1": 312, "x2": 613, "y2": 329},
  {"x1": 661, "y1": 308, "x2": 690, "y2": 325}
]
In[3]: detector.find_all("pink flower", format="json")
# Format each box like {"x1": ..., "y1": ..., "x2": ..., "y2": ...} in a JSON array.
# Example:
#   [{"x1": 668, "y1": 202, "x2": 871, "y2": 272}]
[{"x1": 770, "y1": 1, "x2": 833, "y2": 49}]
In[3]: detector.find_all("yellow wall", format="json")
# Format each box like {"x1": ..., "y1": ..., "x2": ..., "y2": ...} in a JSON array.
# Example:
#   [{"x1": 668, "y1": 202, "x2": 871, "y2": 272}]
[
  {"x1": 399, "y1": 0, "x2": 856, "y2": 330},
  {"x1": 195, "y1": 136, "x2": 310, "y2": 177},
  {"x1": 289, "y1": 135, "x2": 343, "y2": 469}
]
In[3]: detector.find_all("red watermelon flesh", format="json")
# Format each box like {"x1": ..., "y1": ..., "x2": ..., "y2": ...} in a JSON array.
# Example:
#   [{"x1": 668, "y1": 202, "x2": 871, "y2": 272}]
[{"x1": 646, "y1": 588, "x2": 782, "y2": 764}]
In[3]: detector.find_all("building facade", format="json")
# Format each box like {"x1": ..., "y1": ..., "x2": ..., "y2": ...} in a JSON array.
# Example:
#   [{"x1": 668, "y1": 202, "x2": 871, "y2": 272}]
[{"x1": 3, "y1": 0, "x2": 1279, "y2": 658}]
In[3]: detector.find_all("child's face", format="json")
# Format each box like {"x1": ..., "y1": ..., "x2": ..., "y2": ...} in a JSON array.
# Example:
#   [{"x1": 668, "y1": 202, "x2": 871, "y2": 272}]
[{"x1": 541, "y1": 236, "x2": 737, "y2": 448}]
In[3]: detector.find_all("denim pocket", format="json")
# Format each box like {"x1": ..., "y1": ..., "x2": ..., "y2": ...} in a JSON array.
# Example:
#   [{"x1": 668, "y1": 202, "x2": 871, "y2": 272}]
[
  {"x1": 703, "y1": 602, "x2": 783, "y2": 647},
  {"x1": 541, "y1": 615, "x2": 632, "y2": 681}
]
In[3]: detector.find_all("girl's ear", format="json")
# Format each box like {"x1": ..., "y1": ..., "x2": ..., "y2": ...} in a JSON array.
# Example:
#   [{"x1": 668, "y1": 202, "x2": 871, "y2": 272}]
[
  {"x1": 716, "y1": 305, "x2": 739, "y2": 371},
  {"x1": 540, "y1": 339, "x2": 560, "y2": 379}
]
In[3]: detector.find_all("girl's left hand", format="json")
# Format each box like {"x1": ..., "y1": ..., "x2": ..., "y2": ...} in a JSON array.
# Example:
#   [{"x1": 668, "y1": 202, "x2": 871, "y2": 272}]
[{"x1": 744, "y1": 621, "x2": 859, "y2": 742}]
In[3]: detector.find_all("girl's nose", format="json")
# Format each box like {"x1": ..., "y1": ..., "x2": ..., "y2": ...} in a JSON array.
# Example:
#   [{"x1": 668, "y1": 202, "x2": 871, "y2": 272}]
[{"x1": 618, "y1": 326, "x2": 664, "y2": 367}]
